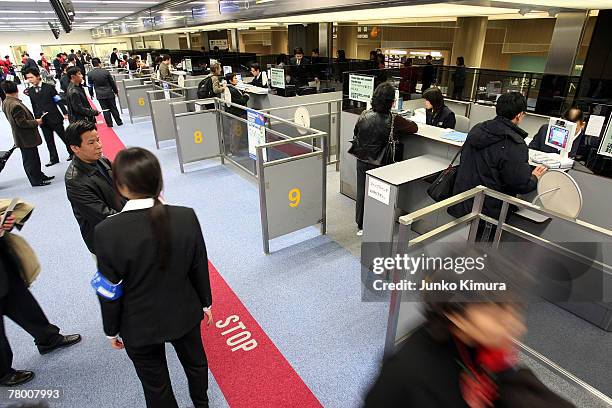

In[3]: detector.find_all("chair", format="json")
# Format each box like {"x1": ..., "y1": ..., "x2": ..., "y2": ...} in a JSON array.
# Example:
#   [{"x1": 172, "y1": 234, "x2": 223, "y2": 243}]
[{"x1": 455, "y1": 114, "x2": 470, "y2": 133}]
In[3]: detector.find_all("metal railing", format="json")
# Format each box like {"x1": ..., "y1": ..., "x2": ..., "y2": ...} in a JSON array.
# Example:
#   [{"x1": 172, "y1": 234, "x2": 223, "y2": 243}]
[
  {"x1": 384, "y1": 186, "x2": 612, "y2": 406},
  {"x1": 262, "y1": 99, "x2": 343, "y2": 170}
]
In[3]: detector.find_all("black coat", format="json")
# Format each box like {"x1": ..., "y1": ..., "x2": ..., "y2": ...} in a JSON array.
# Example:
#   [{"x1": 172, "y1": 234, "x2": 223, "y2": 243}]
[
  {"x1": 110, "y1": 52, "x2": 119, "y2": 66},
  {"x1": 66, "y1": 83, "x2": 98, "y2": 123},
  {"x1": 27, "y1": 82, "x2": 67, "y2": 126},
  {"x1": 225, "y1": 85, "x2": 249, "y2": 117},
  {"x1": 449, "y1": 116, "x2": 537, "y2": 219},
  {"x1": 528, "y1": 124, "x2": 584, "y2": 156},
  {"x1": 289, "y1": 57, "x2": 310, "y2": 87},
  {"x1": 87, "y1": 67, "x2": 118, "y2": 100},
  {"x1": 65, "y1": 156, "x2": 126, "y2": 253},
  {"x1": 365, "y1": 325, "x2": 575, "y2": 408},
  {"x1": 95, "y1": 205, "x2": 212, "y2": 347},
  {"x1": 426, "y1": 105, "x2": 456, "y2": 129},
  {"x1": 60, "y1": 74, "x2": 70, "y2": 94},
  {"x1": 352, "y1": 110, "x2": 418, "y2": 164},
  {"x1": 53, "y1": 58, "x2": 62, "y2": 78}
]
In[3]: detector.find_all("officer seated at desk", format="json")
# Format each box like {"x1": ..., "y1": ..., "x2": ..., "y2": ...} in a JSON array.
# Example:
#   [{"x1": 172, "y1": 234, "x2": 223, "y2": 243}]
[
  {"x1": 250, "y1": 63, "x2": 266, "y2": 88},
  {"x1": 529, "y1": 107, "x2": 585, "y2": 156},
  {"x1": 423, "y1": 88, "x2": 456, "y2": 129}
]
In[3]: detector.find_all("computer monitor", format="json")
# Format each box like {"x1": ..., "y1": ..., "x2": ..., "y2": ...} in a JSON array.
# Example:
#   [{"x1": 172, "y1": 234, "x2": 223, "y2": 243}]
[
  {"x1": 223, "y1": 65, "x2": 232, "y2": 75},
  {"x1": 545, "y1": 117, "x2": 577, "y2": 160},
  {"x1": 235, "y1": 73, "x2": 242, "y2": 82},
  {"x1": 184, "y1": 58, "x2": 192, "y2": 73}
]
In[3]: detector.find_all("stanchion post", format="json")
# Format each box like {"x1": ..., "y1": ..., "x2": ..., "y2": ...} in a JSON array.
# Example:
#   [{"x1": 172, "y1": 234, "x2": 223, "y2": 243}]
[{"x1": 256, "y1": 146, "x2": 270, "y2": 254}]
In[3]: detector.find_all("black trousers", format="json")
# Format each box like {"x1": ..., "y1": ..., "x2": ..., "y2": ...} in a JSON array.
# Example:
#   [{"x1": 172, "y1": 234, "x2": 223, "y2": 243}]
[
  {"x1": 125, "y1": 323, "x2": 209, "y2": 408},
  {"x1": 98, "y1": 97, "x2": 122, "y2": 127},
  {"x1": 20, "y1": 147, "x2": 45, "y2": 186},
  {"x1": 40, "y1": 121, "x2": 70, "y2": 163},
  {"x1": 356, "y1": 160, "x2": 381, "y2": 230},
  {"x1": 452, "y1": 85, "x2": 464, "y2": 101},
  {"x1": 0, "y1": 257, "x2": 61, "y2": 380}
]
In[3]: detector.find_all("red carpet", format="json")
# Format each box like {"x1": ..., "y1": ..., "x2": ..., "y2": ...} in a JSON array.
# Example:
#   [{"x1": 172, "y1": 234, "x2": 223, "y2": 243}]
[{"x1": 90, "y1": 103, "x2": 322, "y2": 407}]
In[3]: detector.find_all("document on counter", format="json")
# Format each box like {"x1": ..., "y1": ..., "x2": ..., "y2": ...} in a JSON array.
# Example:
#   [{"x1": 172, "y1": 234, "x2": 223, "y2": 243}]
[
  {"x1": 441, "y1": 131, "x2": 468, "y2": 142},
  {"x1": 585, "y1": 114, "x2": 606, "y2": 137}
]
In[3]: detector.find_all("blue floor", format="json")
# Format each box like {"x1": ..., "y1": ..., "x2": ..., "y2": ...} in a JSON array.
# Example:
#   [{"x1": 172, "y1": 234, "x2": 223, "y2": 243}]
[{"x1": 0, "y1": 94, "x2": 388, "y2": 407}]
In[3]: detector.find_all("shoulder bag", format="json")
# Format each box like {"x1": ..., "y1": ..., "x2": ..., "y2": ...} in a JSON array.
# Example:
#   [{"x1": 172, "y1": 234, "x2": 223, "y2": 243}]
[
  {"x1": 427, "y1": 144, "x2": 464, "y2": 202},
  {"x1": 348, "y1": 112, "x2": 400, "y2": 166}
]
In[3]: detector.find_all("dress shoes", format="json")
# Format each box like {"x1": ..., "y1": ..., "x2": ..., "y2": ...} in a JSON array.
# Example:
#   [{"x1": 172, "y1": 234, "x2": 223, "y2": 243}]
[
  {"x1": 117, "y1": 121, "x2": 124, "y2": 126},
  {"x1": 42, "y1": 175, "x2": 55, "y2": 181},
  {"x1": 44, "y1": 161, "x2": 59, "y2": 167},
  {"x1": 67, "y1": 155, "x2": 73, "y2": 161},
  {"x1": 32, "y1": 180, "x2": 51, "y2": 187},
  {"x1": 38, "y1": 334, "x2": 82, "y2": 355},
  {"x1": 0, "y1": 370, "x2": 34, "y2": 387}
]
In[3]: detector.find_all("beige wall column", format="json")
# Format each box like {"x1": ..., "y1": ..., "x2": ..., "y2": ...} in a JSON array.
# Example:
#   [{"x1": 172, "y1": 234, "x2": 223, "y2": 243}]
[
  {"x1": 336, "y1": 23, "x2": 357, "y2": 59},
  {"x1": 451, "y1": 17, "x2": 488, "y2": 67},
  {"x1": 271, "y1": 30, "x2": 288, "y2": 54}
]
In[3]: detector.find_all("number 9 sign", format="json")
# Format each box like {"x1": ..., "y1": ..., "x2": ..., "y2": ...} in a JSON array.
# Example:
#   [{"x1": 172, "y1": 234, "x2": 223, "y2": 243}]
[
  {"x1": 194, "y1": 130, "x2": 203, "y2": 144},
  {"x1": 288, "y1": 188, "x2": 300, "y2": 208}
]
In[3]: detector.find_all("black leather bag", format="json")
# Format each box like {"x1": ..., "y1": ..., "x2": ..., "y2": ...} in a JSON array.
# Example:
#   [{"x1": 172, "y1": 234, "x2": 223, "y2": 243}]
[
  {"x1": 0, "y1": 145, "x2": 17, "y2": 173},
  {"x1": 427, "y1": 145, "x2": 463, "y2": 202},
  {"x1": 349, "y1": 112, "x2": 401, "y2": 166}
]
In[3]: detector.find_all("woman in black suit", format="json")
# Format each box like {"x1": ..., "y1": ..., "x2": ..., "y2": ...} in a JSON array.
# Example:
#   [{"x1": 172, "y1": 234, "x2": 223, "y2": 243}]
[
  {"x1": 423, "y1": 87, "x2": 456, "y2": 129},
  {"x1": 93, "y1": 147, "x2": 213, "y2": 408}
]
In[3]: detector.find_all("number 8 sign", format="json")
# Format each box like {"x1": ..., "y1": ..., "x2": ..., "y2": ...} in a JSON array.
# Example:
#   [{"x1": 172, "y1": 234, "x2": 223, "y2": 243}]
[
  {"x1": 194, "y1": 130, "x2": 203, "y2": 144},
  {"x1": 288, "y1": 188, "x2": 300, "y2": 207}
]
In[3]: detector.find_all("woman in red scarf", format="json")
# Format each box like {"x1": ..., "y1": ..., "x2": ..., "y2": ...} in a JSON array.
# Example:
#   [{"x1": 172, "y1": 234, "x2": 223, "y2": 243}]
[{"x1": 364, "y1": 246, "x2": 575, "y2": 408}]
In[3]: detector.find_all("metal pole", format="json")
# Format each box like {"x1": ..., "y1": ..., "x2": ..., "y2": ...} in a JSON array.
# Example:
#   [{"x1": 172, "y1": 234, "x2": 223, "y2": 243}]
[
  {"x1": 467, "y1": 191, "x2": 485, "y2": 242},
  {"x1": 256, "y1": 146, "x2": 270, "y2": 254},
  {"x1": 336, "y1": 100, "x2": 341, "y2": 172},
  {"x1": 327, "y1": 102, "x2": 333, "y2": 165},
  {"x1": 493, "y1": 201, "x2": 509, "y2": 247},
  {"x1": 170, "y1": 103, "x2": 186, "y2": 174},
  {"x1": 384, "y1": 222, "x2": 410, "y2": 358},
  {"x1": 321, "y1": 133, "x2": 327, "y2": 236},
  {"x1": 214, "y1": 99, "x2": 225, "y2": 165}
]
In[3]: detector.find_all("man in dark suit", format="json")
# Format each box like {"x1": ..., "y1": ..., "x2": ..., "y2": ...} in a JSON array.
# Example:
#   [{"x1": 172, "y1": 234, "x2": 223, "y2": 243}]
[
  {"x1": 249, "y1": 63, "x2": 266, "y2": 88},
  {"x1": 24, "y1": 67, "x2": 72, "y2": 166},
  {"x1": 53, "y1": 54, "x2": 63, "y2": 80},
  {"x1": 66, "y1": 66, "x2": 99, "y2": 124},
  {"x1": 110, "y1": 48, "x2": 119, "y2": 67},
  {"x1": 75, "y1": 51, "x2": 91, "y2": 97},
  {"x1": 87, "y1": 58, "x2": 123, "y2": 127},
  {"x1": 0, "y1": 81, "x2": 54, "y2": 187},
  {"x1": 289, "y1": 47, "x2": 311, "y2": 88},
  {"x1": 65, "y1": 120, "x2": 126, "y2": 253},
  {"x1": 0, "y1": 214, "x2": 81, "y2": 387},
  {"x1": 421, "y1": 55, "x2": 435, "y2": 92}
]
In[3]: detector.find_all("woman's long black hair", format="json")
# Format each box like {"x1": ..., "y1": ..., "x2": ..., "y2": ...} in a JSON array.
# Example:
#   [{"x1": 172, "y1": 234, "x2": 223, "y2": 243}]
[{"x1": 113, "y1": 147, "x2": 171, "y2": 270}]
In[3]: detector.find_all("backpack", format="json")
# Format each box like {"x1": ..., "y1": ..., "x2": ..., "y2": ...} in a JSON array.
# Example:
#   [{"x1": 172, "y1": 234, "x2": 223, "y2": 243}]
[{"x1": 197, "y1": 75, "x2": 214, "y2": 99}]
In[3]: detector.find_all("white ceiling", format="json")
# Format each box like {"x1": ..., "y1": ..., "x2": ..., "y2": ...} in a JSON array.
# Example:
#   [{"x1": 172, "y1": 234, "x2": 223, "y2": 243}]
[{"x1": 0, "y1": 0, "x2": 164, "y2": 32}]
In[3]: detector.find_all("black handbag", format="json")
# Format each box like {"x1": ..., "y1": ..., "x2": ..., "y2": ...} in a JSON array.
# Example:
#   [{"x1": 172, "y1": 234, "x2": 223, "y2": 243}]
[
  {"x1": 349, "y1": 112, "x2": 401, "y2": 166},
  {"x1": 427, "y1": 145, "x2": 463, "y2": 202},
  {"x1": 0, "y1": 145, "x2": 17, "y2": 173}
]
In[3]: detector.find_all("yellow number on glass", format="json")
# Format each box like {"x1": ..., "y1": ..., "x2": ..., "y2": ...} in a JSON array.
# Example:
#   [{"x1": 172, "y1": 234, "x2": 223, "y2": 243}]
[
  {"x1": 289, "y1": 188, "x2": 301, "y2": 208},
  {"x1": 138, "y1": 97, "x2": 145, "y2": 106},
  {"x1": 194, "y1": 130, "x2": 203, "y2": 144}
]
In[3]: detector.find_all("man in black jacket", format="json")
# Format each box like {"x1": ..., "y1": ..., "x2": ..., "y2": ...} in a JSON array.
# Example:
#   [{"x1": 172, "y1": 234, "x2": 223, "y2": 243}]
[
  {"x1": 110, "y1": 48, "x2": 119, "y2": 67},
  {"x1": 449, "y1": 92, "x2": 547, "y2": 220},
  {"x1": 66, "y1": 66, "x2": 99, "y2": 124},
  {"x1": 24, "y1": 68, "x2": 71, "y2": 166},
  {"x1": 249, "y1": 63, "x2": 266, "y2": 88},
  {"x1": 64, "y1": 121, "x2": 126, "y2": 253},
  {"x1": 87, "y1": 58, "x2": 122, "y2": 127},
  {"x1": 53, "y1": 54, "x2": 63, "y2": 80}
]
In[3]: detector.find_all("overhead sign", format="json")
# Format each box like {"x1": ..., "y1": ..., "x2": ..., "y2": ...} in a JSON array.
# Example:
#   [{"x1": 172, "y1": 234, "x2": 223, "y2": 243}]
[
  {"x1": 247, "y1": 109, "x2": 267, "y2": 161},
  {"x1": 349, "y1": 74, "x2": 374, "y2": 103},
  {"x1": 209, "y1": 39, "x2": 229, "y2": 50},
  {"x1": 270, "y1": 67, "x2": 285, "y2": 89},
  {"x1": 357, "y1": 26, "x2": 380, "y2": 40}
]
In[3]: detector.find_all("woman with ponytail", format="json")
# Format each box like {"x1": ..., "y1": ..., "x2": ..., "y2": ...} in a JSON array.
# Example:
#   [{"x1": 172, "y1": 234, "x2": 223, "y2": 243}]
[{"x1": 93, "y1": 147, "x2": 212, "y2": 408}]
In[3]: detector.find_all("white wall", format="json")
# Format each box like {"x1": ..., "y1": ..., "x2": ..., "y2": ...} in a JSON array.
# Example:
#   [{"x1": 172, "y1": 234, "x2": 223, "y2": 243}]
[
  {"x1": 0, "y1": 30, "x2": 130, "y2": 60},
  {"x1": 162, "y1": 34, "x2": 181, "y2": 50}
]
